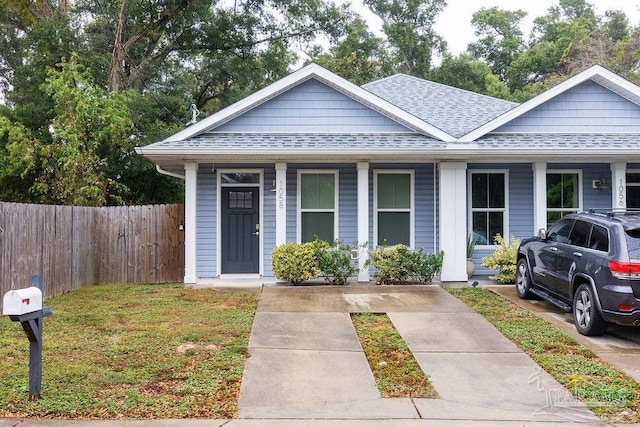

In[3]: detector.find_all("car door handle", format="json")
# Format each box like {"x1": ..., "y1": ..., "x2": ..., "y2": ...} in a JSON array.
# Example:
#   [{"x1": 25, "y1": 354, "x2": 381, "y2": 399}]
[
  {"x1": 549, "y1": 247, "x2": 558, "y2": 252},
  {"x1": 573, "y1": 252, "x2": 583, "y2": 257}
]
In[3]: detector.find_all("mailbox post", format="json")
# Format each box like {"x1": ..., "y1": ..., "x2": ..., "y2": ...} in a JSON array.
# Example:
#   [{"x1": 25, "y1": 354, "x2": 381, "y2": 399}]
[{"x1": 2, "y1": 275, "x2": 53, "y2": 400}]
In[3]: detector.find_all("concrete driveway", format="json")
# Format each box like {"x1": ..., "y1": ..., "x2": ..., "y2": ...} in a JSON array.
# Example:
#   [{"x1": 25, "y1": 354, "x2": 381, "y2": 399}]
[
  {"x1": 490, "y1": 285, "x2": 640, "y2": 383},
  {"x1": 238, "y1": 285, "x2": 600, "y2": 424}
]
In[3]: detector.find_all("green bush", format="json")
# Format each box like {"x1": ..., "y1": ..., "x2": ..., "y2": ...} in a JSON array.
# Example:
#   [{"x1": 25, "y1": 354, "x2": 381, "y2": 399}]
[
  {"x1": 271, "y1": 242, "x2": 320, "y2": 284},
  {"x1": 481, "y1": 234, "x2": 521, "y2": 283},
  {"x1": 366, "y1": 245, "x2": 444, "y2": 285},
  {"x1": 313, "y1": 239, "x2": 362, "y2": 285}
]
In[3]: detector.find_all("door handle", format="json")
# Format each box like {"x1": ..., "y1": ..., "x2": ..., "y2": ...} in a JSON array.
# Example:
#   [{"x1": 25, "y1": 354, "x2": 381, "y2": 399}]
[
  {"x1": 573, "y1": 252, "x2": 582, "y2": 257},
  {"x1": 550, "y1": 247, "x2": 558, "y2": 252},
  {"x1": 253, "y1": 231, "x2": 260, "y2": 236}
]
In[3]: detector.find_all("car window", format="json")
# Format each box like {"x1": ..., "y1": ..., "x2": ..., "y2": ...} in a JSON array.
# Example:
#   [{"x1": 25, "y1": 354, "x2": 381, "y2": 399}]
[
  {"x1": 588, "y1": 225, "x2": 609, "y2": 252},
  {"x1": 547, "y1": 219, "x2": 574, "y2": 244},
  {"x1": 625, "y1": 228, "x2": 640, "y2": 259},
  {"x1": 568, "y1": 220, "x2": 590, "y2": 247}
]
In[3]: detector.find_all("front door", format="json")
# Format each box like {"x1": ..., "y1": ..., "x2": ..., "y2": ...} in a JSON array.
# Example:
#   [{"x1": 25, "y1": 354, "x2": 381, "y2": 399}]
[{"x1": 221, "y1": 187, "x2": 259, "y2": 274}]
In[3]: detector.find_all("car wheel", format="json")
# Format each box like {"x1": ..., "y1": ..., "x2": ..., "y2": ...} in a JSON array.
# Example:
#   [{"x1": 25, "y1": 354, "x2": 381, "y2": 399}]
[
  {"x1": 515, "y1": 258, "x2": 534, "y2": 299},
  {"x1": 573, "y1": 284, "x2": 608, "y2": 336}
]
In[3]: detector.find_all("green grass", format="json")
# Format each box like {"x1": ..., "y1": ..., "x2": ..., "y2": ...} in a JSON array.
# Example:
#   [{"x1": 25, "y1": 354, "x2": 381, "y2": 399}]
[
  {"x1": 0, "y1": 283, "x2": 258, "y2": 419},
  {"x1": 447, "y1": 287, "x2": 640, "y2": 424},
  {"x1": 351, "y1": 313, "x2": 438, "y2": 399}
]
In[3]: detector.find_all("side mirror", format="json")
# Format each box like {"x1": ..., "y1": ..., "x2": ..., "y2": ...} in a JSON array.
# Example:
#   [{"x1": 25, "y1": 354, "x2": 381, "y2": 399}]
[{"x1": 537, "y1": 228, "x2": 547, "y2": 239}]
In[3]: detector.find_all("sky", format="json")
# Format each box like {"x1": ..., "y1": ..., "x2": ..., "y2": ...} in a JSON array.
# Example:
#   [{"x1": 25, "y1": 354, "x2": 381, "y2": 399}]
[{"x1": 353, "y1": 0, "x2": 640, "y2": 55}]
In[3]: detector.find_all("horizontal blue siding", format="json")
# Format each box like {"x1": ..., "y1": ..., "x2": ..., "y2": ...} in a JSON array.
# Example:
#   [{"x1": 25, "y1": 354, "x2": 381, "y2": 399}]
[
  {"x1": 214, "y1": 79, "x2": 412, "y2": 133},
  {"x1": 496, "y1": 81, "x2": 640, "y2": 133},
  {"x1": 196, "y1": 167, "x2": 216, "y2": 277}
]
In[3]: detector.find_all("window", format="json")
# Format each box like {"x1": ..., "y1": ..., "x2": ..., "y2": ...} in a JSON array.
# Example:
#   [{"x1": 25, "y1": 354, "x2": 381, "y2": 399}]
[
  {"x1": 469, "y1": 171, "x2": 507, "y2": 246},
  {"x1": 375, "y1": 171, "x2": 413, "y2": 246},
  {"x1": 298, "y1": 171, "x2": 337, "y2": 243},
  {"x1": 589, "y1": 225, "x2": 609, "y2": 252},
  {"x1": 627, "y1": 172, "x2": 640, "y2": 209},
  {"x1": 547, "y1": 219, "x2": 574, "y2": 244},
  {"x1": 547, "y1": 172, "x2": 580, "y2": 225},
  {"x1": 568, "y1": 220, "x2": 590, "y2": 247}
]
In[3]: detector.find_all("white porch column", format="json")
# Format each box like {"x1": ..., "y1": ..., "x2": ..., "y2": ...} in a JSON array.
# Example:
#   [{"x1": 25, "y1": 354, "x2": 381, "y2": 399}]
[
  {"x1": 184, "y1": 162, "x2": 198, "y2": 284},
  {"x1": 439, "y1": 162, "x2": 468, "y2": 282},
  {"x1": 533, "y1": 162, "x2": 547, "y2": 233},
  {"x1": 357, "y1": 162, "x2": 370, "y2": 282},
  {"x1": 275, "y1": 163, "x2": 287, "y2": 246},
  {"x1": 611, "y1": 162, "x2": 627, "y2": 210}
]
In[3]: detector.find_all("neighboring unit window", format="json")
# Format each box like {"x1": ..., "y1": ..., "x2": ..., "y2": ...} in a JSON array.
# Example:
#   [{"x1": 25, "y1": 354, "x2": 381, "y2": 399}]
[
  {"x1": 376, "y1": 172, "x2": 413, "y2": 246},
  {"x1": 627, "y1": 173, "x2": 640, "y2": 209},
  {"x1": 547, "y1": 172, "x2": 580, "y2": 225},
  {"x1": 299, "y1": 172, "x2": 336, "y2": 243},
  {"x1": 470, "y1": 172, "x2": 506, "y2": 245}
]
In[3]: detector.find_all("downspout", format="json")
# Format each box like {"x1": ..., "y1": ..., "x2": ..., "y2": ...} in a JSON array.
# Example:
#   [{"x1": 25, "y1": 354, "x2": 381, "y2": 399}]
[{"x1": 156, "y1": 164, "x2": 185, "y2": 180}]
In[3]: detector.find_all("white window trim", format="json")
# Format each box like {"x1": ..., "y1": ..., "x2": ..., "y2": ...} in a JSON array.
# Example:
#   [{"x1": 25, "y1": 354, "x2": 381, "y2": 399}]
[
  {"x1": 296, "y1": 170, "x2": 339, "y2": 243},
  {"x1": 546, "y1": 169, "x2": 583, "y2": 218},
  {"x1": 373, "y1": 170, "x2": 415, "y2": 248},
  {"x1": 216, "y1": 168, "x2": 264, "y2": 276},
  {"x1": 468, "y1": 169, "x2": 509, "y2": 249}
]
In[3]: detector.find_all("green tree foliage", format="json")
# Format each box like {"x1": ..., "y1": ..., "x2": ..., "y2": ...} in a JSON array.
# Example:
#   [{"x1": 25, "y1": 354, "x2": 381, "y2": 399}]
[
  {"x1": 309, "y1": 18, "x2": 390, "y2": 84},
  {"x1": 429, "y1": 54, "x2": 512, "y2": 100},
  {"x1": 32, "y1": 57, "x2": 134, "y2": 206},
  {"x1": 0, "y1": 0, "x2": 351, "y2": 205},
  {"x1": 467, "y1": 7, "x2": 527, "y2": 81},
  {"x1": 507, "y1": 0, "x2": 598, "y2": 91},
  {"x1": 363, "y1": 0, "x2": 447, "y2": 77}
]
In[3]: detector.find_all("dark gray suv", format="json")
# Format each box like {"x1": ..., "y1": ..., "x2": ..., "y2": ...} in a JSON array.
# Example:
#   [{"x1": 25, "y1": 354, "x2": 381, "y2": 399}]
[{"x1": 516, "y1": 210, "x2": 640, "y2": 336}]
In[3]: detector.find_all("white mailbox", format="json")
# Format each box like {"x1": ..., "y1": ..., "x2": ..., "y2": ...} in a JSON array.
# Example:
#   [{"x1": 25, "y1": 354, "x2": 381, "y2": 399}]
[{"x1": 3, "y1": 287, "x2": 43, "y2": 316}]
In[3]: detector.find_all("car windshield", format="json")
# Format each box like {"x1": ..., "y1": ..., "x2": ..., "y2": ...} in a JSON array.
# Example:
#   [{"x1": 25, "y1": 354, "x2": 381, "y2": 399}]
[{"x1": 625, "y1": 228, "x2": 640, "y2": 259}]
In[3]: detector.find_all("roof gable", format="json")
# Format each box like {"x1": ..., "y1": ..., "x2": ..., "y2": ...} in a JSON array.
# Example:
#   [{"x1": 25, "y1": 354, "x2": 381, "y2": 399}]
[
  {"x1": 463, "y1": 65, "x2": 640, "y2": 141},
  {"x1": 494, "y1": 80, "x2": 640, "y2": 133},
  {"x1": 213, "y1": 79, "x2": 411, "y2": 133},
  {"x1": 363, "y1": 74, "x2": 518, "y2": 138},
  {"x1": 163, "y1": 63, "x2": 454, "y2": 142}
]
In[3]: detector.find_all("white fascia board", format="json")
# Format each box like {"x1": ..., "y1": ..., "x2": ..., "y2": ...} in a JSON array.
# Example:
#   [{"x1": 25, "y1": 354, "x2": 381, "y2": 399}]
[
  {"x1": 161, "y1": 63, "x2": 454, "y2": 143},
  {"x1": 139, "y1": 147, "x2": 640, "y2": 163},
  {"x1": 461, "y1": 65, "x2": 640, "y2": 142}
]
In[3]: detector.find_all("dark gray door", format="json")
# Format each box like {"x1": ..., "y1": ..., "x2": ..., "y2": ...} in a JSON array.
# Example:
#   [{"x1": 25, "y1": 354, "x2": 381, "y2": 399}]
[{"x1": 221, "y1": 187, "x2": 259, "y2": 274}]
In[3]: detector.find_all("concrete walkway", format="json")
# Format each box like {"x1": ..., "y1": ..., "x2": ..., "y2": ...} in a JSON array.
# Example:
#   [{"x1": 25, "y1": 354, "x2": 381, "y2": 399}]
[{"x1": 238, "y1": 285, "x2": 601, "y2": 424}]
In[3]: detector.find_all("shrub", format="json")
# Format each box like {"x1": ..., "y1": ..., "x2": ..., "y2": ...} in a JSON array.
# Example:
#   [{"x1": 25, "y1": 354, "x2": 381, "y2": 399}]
[
  {"x1": 271, "y1": 242, "x2": 320, "y2": 284},
  {"x1": 481, "y1": 234, "x2": 521, "y2": 283},
  {"x1": 367, "y1": 245, "x2": 444, "y2": 285},
  {"x1": 313, "y1": 239, "x2": 361, "y2": 285}
]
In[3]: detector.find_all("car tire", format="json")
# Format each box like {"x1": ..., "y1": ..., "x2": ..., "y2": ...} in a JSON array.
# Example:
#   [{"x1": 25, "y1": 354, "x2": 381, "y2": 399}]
[
  {"x1": 573, "y1": 284, "x2": 608, "y2": 336},
  {"x1": 515, "y1": 258, "x2": 534, "y2": 299}
]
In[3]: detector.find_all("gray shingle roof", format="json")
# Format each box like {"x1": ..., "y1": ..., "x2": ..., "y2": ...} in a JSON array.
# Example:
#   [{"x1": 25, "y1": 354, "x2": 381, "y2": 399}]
[
  {"x1": 477, "y1": 133, "x2": 640, "y2": 148},
  {"x1": 363, "y1": 74, "x2": 518, "y2": 138},
  {"x1": 150, "y1": 133, "x2": 446, "y2": 150}
]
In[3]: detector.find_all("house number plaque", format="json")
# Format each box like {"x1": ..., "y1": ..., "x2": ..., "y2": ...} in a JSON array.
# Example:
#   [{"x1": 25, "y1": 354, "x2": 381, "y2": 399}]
[
  {"x1": 619, "y1": 179, "x2": 625, "y2": 207},
  {"x1": 278, "y1": 181, "x2": 285, "y2": 209}
]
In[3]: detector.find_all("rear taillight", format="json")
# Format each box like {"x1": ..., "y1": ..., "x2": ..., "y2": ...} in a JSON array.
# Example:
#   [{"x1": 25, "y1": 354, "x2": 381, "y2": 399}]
[{"x1": 609, "y1": 261, "x2": 640, "y2": 279}]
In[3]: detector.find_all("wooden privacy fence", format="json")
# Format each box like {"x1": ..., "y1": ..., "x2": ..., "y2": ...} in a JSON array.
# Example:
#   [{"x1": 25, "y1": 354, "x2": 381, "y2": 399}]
[{"x1": 0, "y1": 202, "x2": 184, "y2": 306}]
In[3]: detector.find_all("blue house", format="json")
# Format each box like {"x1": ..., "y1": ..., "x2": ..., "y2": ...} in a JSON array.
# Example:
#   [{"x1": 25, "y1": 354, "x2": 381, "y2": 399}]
[{"x1": 136, "y1": 64, "x2": 640, "y2": 285}]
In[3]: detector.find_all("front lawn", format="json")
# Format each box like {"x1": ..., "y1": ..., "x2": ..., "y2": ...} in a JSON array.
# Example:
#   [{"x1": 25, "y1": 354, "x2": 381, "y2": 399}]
[{"x1": 0, "y1": 283, "x2": 258, "y2": 419}]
